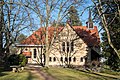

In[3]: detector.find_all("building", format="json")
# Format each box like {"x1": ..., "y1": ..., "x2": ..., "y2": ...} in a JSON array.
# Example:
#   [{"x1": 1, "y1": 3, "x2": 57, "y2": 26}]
[{"x1": 16, "y1": 21, "x2": 100, "y2": 66}]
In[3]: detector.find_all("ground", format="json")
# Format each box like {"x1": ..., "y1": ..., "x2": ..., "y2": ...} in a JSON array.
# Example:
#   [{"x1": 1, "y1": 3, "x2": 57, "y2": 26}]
[{"x1": 0, "y1": 65, "x2": 120, "y2": 80}]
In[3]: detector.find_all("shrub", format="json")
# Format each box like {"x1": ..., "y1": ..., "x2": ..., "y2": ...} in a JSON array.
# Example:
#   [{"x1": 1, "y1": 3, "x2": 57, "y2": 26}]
[
  {"x1": 7, "y1": 54, "x2": 19, "y2": 65},
  {"x1": 7, "y1": 54, "x2": 27, "y2": 67},
  {"x1": 18, "y1": 54, "x2": 27, "y2": 67}
]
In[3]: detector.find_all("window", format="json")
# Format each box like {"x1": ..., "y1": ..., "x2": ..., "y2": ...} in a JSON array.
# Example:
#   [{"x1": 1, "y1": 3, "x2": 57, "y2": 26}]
[
  {"x1": 67, "y1": 42, "x2": 69, "y2": 53},
  {"x1": 69, "y1": 57, "x2": 71, "y2": 62},
  {"x1": 62, "y1": 41, "x2": 74, "y2": 53},
  {"x1": 87, "y1": 22, "x2": 93, "y2": 29},
  {"x1": 53, "y1": 57, "x2": 56, "y2": 62},
  {"x1": 60, "y1": 57, "x2": 63, "y2": 61},
  {"x1": 25, "y1": 48, "x2": 28, "y2": 51},
  {"x1": 49, "y1": 57, "x2": 52, "y2": 62},
  {"x1": 73, "y1": 57, "x2": 76, "y2": 62},
  {"x1": 80, "y1": 57, "x2": 83, "y2": 62},
  {"x1": 33, "y1": 49, "x2": 37, "y2": 58},
  {"x1": 65, "y1": 57, "x2": 68, "y2": 62},
  {"x1": 71, "y1": 42, "x2": 74, "y2": 51},
  {"x1": 89, "y1": 22, "x2": 93, "y2": 29},
  {"x1": 62, "y1": 42, "x2": 65, "y2": 52}
]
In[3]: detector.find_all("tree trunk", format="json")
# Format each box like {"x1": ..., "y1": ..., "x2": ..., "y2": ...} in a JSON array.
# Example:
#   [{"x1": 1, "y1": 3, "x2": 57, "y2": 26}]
[
  {"x1": 45, "y1": 0, "x2": 49, "y2": 67},
  {"x1": 0, "y1": 0, "x2": 4, "y2": 60}
]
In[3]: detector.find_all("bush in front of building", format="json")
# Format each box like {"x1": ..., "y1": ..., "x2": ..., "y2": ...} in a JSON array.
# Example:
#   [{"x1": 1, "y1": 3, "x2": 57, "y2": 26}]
[
  {"x1": 7, "y1": 54, "x2": 19, "y2": 66},
  {"x1": 18, "y1": 54, "x2": 27, "y2": 67},
  {"x1": 7, "y1": 54, "x2": 27, "y2": 67}
]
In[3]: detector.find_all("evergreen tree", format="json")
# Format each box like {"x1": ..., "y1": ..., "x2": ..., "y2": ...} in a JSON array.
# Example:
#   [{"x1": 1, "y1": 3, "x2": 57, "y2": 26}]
[
  {"x1": 94, "y1": 1, "x2": 120, "y2": 71},
  {"x1": 67, "y1": 6, "x2": 82, "y2": 26},
  {"x1": 101, "y1": 17, "x2": 120, "y2": 71}
]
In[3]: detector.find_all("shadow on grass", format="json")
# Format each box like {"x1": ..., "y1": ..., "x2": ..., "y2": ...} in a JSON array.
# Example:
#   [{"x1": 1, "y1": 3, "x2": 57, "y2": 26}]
[
  {"x1": 57, "y1": 75, "x2": 80, "y2": 80},
  {"x1": 27, "y1": 71, "x2": 32, "y2": 80},
  {"x1": 0, "y1": 72, "x2": 8, "y2": 77},
  {"x1": 79, "y1": 69, "x2": 119, "y2": 80},
  {"x1": 0, "y1": 67, "x2": 9, "y2": 77}
]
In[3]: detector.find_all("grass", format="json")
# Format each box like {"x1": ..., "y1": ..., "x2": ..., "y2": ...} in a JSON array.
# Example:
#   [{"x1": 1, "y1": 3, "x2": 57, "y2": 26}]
[
  {"x1": 0, "y1": 66, "x2": 120, "y2": 80},
  {"x1": 101, "y1": 69, "x2": 120, "y2": 76},
  {"x1": 0, "y1": 69, "x2": 44, "y2": 80},
  {"x1": 41, "y1": 67, "x2": 120, "y2": 80}
]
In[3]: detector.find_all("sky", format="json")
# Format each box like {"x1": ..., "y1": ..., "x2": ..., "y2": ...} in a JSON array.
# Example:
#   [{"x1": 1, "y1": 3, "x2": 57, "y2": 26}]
[{"x1": 22, "y1": 0, "x2": 103, "y2": 40}]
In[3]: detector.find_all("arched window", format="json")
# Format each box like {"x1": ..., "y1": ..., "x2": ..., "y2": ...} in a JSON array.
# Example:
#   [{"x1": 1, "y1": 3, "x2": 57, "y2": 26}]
[
  {"x1": 33, "y1": 49, "x2": 37, "y2": 58},
  {"x1": 49, "y1": 57, "x2": 52, "y2": 62},
  {"x1": 53, "y1": 57, "x2": 56, "y2": 62},
  {"x1": 73, "y1": 57, "x2": 76, "y2": 62}
]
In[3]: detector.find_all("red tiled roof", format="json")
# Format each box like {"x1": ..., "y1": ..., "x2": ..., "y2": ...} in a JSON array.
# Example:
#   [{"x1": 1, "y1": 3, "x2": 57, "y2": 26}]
[{"x1": 21, "y1": 26, "x2": 100, "y2": 47}]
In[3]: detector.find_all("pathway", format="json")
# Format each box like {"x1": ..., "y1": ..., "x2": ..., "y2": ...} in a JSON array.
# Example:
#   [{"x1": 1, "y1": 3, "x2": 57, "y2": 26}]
[{"x1": 26, "y1": 65, "x2": 55, "y2": 80}]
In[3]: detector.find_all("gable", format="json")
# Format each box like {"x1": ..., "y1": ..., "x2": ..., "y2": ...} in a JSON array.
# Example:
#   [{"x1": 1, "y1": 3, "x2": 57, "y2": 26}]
[{"x1": 58, "y1": 23, "x2": 79, "y2": 42}]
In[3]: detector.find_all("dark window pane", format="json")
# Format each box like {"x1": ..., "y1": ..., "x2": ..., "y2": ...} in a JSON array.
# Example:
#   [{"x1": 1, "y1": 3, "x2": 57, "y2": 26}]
[
  {"x1": 67, "y1": 46, "x2": 69, "y2": 53},
  {"x1": 80, "y1": 57, "x2": 83, "y2": 62},
  {"x1": 71, "y1": 42, "x2": 74, "y2": 51},
  {"x1": 65, "y1": 57, "x2": 68, "y2": 62},
  {"x1": 62, "y1": 42, "x2": 65, "y2": 52},
  {"x1": 49, "y1": 57, "x2": 52, "y2": 61},
  {"x1": 67, "y1": 42, "x2": 69, "y2": 53},
  {"x1": 53, "y1": 57, "x2": 56, "y2": 61},
  {"x1": 67, "y1": 42, "x2": 69, "y2": 46},
  {"x1": 60, "y1": 57, "x2": 63, "y2": 61},
  {"x1": 69, "y1": 57, "x2": 71, "y2": 62},
  {"x1": 73, "y1": 57, "x2": 76, "y2": 62},
  {"x1": 34, "y1": 49, "x2": 37, "y2": 58}
]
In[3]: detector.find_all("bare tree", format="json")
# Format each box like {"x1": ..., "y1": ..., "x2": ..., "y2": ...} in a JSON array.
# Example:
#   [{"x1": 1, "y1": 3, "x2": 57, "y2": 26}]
[
  {"x1": 1, "y1": 0, "x2": 85, "y2": 67},
  {"x1": 20, "y1": 0, "x2": 84, "y2": 67},
  {"x1": 0, "y1": 0, "x2": 34, "y2": 63}
]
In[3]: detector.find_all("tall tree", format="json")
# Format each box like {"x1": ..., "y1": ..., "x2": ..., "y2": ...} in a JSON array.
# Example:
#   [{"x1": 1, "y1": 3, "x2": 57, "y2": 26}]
[
  {"x1": 1, "y1": 0, "x2": 84, "y2": 67},
  {"x1": 92, "y1": 0, "x2": 120, "y2": 59},
  {"x1": 0, "y1": 0, "x2": 33, "y2": 64},
  {"x1": 67, "y1": 6, "x2": 82, "y2": 26},
  {"x1": 22, "y1": 0, "x2": 84, "y2": 67},
  {"x1": 92, "y1": 0, "x2": 120, "y2": 70},
  {"x1": 0, "y1": 0, "x2": 4, "y2": 63}
]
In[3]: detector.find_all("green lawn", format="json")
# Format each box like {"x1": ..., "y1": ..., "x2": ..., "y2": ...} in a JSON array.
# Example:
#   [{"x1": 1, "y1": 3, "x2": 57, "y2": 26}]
[
  {"x1": 41, "y1": 67, "x2": 120, "y2": 80},
  {"x1": 0, "y1": 70, "x2": 43, "y2": 80},
  {"x1": 0, "y1": 67, "x2": 120, "y2": 80}
]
